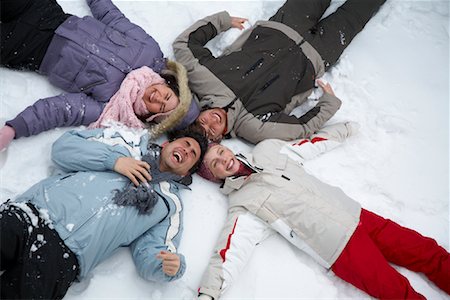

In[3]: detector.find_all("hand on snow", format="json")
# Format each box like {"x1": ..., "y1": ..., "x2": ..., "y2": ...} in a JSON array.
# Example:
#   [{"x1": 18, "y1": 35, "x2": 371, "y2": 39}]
[
  {"x1": 317, "y1": 79, "x2": 335, "y2": 96},
  {"x1": 0, "y1": 125, "x2": 15, "y2": 151},
  {"x1": 113, "y1": 157, "x2": 151, "y2": 186},
  {"x1": 157, "y1": 251, "x2": 181, "y2": 276},
  {"x1": 230, "y1": 16, "x2": 248, "y2": 30}
]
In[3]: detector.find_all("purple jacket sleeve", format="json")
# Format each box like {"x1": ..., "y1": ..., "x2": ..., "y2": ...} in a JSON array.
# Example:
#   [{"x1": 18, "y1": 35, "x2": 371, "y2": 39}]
[
  {"x1": 86, "y1": 0, "x2": 153, "y2": 42},
  {"x1": 6, "y1": 93, "x2": 105, "y2": 138}
]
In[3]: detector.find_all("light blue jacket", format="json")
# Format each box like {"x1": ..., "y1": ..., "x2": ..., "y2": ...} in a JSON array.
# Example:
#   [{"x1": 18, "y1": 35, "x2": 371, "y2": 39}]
[{"x1": 15, "y1": 128, "x2": 186, "y2": 281}]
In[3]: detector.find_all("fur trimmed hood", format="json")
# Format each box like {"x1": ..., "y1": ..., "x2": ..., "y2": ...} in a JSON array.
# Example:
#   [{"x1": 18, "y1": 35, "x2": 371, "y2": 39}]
[{"x1": 148, "y1": 60, "x2": 197, "y2": 137}]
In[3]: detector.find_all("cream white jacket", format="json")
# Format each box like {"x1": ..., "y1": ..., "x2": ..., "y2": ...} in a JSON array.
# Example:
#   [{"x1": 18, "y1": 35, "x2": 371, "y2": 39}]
[{"x1": 199, "y1": 122, "x2": 361, "y2": 299}]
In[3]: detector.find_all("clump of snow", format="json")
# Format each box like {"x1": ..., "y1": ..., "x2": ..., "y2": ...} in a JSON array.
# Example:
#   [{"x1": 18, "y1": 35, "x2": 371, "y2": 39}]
[
  {"x1": 36, "y1": 234, "x2": 44, "y2": 242},
  {"x1": 38, "y1": 207, "x2": 54, "y2": 229},
  {"x1": 66, "y1": 223, "x2": 75, "y2": 232},
  {"x1": 92, "y1": 121, "x2": 147, "y2": 159},
  {"x1": 8, "y1": 202, "x2": 39, "y2": 227}
]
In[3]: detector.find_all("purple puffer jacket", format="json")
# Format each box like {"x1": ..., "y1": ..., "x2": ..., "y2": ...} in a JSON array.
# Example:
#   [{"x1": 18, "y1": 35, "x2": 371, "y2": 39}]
[{"x1": 7, "y1": 0, "x2": 165, "y2": 138}]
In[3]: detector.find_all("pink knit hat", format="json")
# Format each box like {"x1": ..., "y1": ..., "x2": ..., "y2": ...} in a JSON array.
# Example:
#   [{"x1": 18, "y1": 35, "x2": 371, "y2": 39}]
[{"x1": 196, "y1": 143, "x2": 222, "y2": 183}]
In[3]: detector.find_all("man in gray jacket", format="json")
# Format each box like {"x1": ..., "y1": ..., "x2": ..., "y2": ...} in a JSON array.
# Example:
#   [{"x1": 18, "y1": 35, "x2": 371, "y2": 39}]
[
  {"x1": 173, "y1": 0, "x2": 386, "y2": 144},
  {"x1": 0, "y1": 126, "x2": 208, "y2": 299},
  {"x1": 195, "y1": 123, "x2": 450, "y2": 299}
]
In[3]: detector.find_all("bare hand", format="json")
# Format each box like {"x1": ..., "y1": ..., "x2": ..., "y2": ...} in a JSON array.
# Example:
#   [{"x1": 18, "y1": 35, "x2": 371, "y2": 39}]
[
  {"x1": 113, "y1": 157, "x2": 151, "y2": 186},
  {"x1": 231, "y1": 16, "x2": 248, "y2": 30},
  {"x1": 157, "y1": 251, "x2": 180, "y2": 276},
  {"x1": 317, "y1": 79, "x2": 335, "y2": 96}
]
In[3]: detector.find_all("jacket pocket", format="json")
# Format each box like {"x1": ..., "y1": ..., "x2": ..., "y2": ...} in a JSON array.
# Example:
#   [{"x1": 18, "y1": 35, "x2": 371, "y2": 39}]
[
  {"x1": 234, "y1": 187, "x2": 271, "y2": 216},
  {"x1": 106, "y1": 28, "x2": 128, "y2": 47},
  {"x1": 255, "y1": 194, "x2": 278, "y2": 224},
  {"x1": 76, "y1": 58, "x2": 108, "y2": 92},
  {"x1": 79, "y1": 78, "x2": 107, "y2": 92}
]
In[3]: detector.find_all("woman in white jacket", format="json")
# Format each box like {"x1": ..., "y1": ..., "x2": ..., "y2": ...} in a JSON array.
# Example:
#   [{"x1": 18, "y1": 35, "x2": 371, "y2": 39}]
[{"x1": 195, "y1": 122, "x2": 450, "y2": 299}]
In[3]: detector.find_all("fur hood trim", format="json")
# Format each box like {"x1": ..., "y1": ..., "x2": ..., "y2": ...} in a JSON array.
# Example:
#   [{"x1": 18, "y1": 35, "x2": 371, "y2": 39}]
[{"x1": 148, "y1": 60, "x2": 192, "y2": 137}]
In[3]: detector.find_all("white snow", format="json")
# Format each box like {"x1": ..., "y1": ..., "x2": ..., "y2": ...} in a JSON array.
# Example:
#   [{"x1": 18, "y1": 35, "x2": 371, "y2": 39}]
[
  {"x1": 66, "y1": 223, "x2": 75, "y2": 232},
  {"x1": 0, "y1": 0, "x2": 448, "y2": 299},
  {"x1": 36, "y1": 234, "x2": 44, "y2": 242},
  {"x1": 92, "y1": 122, "x2": 146, "y2": 159}
]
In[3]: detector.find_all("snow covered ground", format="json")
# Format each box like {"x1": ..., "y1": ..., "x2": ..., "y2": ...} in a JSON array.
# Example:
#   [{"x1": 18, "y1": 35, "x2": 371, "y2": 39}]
[{"x1": 0, "y1": 0, "x2": 449, "y2": 299}]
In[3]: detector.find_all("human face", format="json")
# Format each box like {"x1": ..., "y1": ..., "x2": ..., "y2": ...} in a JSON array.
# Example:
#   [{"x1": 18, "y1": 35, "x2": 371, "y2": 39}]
[
  {"x1": 159, "y1": 137, "x2": 201, "y2": 176},
  {"x1": 197, "y1": 108, "x2": 227, "y2": 142},
  {"x1": 203, "y1": 144, "x2": 239, "y2": 179},
  {"x1": 143, "y1": 84, "x2": 179, "y2": 114}
]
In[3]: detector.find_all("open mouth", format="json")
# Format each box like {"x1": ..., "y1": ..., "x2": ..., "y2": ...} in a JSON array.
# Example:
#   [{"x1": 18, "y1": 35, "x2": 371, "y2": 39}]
[
  {"x1": 172, "y1": 150, "x2": 184, "y2": 164},
  {"x1": 212, "y1": 112, "x2": 222, "y2": 123},
  {"x1": 226, "y1": 158, "x2": 234, "y2": 171}
]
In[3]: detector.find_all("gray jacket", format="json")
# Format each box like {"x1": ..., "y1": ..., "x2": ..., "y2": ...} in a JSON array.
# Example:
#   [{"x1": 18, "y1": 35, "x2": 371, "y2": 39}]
[{"x1": 173, "y1": 11, "x2": 341, "y2": 144}]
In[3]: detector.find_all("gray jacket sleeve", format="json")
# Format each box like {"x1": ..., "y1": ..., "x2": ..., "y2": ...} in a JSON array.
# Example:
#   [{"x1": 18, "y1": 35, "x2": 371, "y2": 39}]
[
  {"x1": 173, "y1": 11, "x2": 232, "y2": 65},
  {"x1": 173, "y1": 11, "x2": 236, "y2": 108},
  {"x1": 231, "y1": 93, "x2": 342, "y2": 144},
  {"x1": 6, "y1": 93, "x2": 104, "y2": 138}
]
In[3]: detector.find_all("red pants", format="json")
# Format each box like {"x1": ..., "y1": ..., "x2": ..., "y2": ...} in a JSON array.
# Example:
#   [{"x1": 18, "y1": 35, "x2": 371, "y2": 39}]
[{"x1": 332, "y1": 209, "x2": 450, "y2": 299}]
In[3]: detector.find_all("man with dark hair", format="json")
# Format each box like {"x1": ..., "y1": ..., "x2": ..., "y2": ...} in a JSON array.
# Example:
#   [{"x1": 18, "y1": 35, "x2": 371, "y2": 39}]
[
  {"x1": 174, "y1": 0, "x2": 386, "y2": 143},
  {"x1": 0, "y1": 124, "x2": 208, "y2": 299},
  {"x1": 167, "y1": 128, "x2": 209, "y2": 175}
]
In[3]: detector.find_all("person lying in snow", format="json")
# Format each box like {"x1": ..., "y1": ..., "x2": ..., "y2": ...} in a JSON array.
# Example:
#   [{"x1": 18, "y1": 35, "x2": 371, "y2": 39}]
[
  {"x1": 0, "y1": 124, "x2": 208, "y2": 299},
  {"x1": 173, "y1": 0, "x2": 386, "y2": 144},
  {"x1": 0, "y1": 0, "x2": 200, "y2": 151},
  {"x1": 195, "y1": 123, "x2": 450, "y2": 299}
]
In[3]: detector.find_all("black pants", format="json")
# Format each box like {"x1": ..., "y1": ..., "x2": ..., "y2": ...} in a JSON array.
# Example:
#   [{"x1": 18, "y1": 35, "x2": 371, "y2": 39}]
[
  {"x1": 0, "y1": 203, "x2": 79, "y2": 299},
  {"x1": 0, "y1": 0, "x2": 69, "y2": 70},
  {"x1": 270, "y1": 0, "x2": 386, "y2": 70}
]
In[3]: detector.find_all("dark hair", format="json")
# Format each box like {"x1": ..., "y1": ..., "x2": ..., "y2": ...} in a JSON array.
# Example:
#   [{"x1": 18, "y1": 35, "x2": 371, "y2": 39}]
[
  {"x1": 168, "y1": 128, "x2": 209, "y2": 174},
  {"x1": 185, "y1": 122, "x2": 207, "y2": 136},
  {"x1": 160, "y1": 73, "x2": 179, "y2": 97},
  {"x1": 191, "y1": 112, "x2": 228, "y2": 143}
]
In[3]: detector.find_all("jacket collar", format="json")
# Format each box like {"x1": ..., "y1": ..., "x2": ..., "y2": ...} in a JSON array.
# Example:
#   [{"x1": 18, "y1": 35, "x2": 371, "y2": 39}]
[{"x1": 219, "y1": 153, "x2": 262, "y2": 195}]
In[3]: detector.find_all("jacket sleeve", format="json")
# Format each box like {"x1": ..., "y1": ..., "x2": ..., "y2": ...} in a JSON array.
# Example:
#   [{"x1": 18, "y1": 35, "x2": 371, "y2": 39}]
[
  {"x1": 6, "y1": 93, "x2": 104, "y2": 138},
  {"x1": 130, "y1": 192, "x2": 186, "y2": 282},
  {"x1": 284, "y1": 122, "x2": 359, "y2": 162},
  {"x1": 173, "y1": 11, "x2": 232, "y2": 65},
  {"x1": 86, "y1": 0, "x2": 155, "y2": 42},
  {"x1": 232, "y1": 93, "x2": 342, "y2": 144},
  {"x1": 199, "y1": 207, "x2": 273, "y2": 299},
  {"x1": 51, "y1": 129, "x2": 131, "y2": 172},
  {"x1": 173, "y1": 12, "x2": 237, "y2": 107}
]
